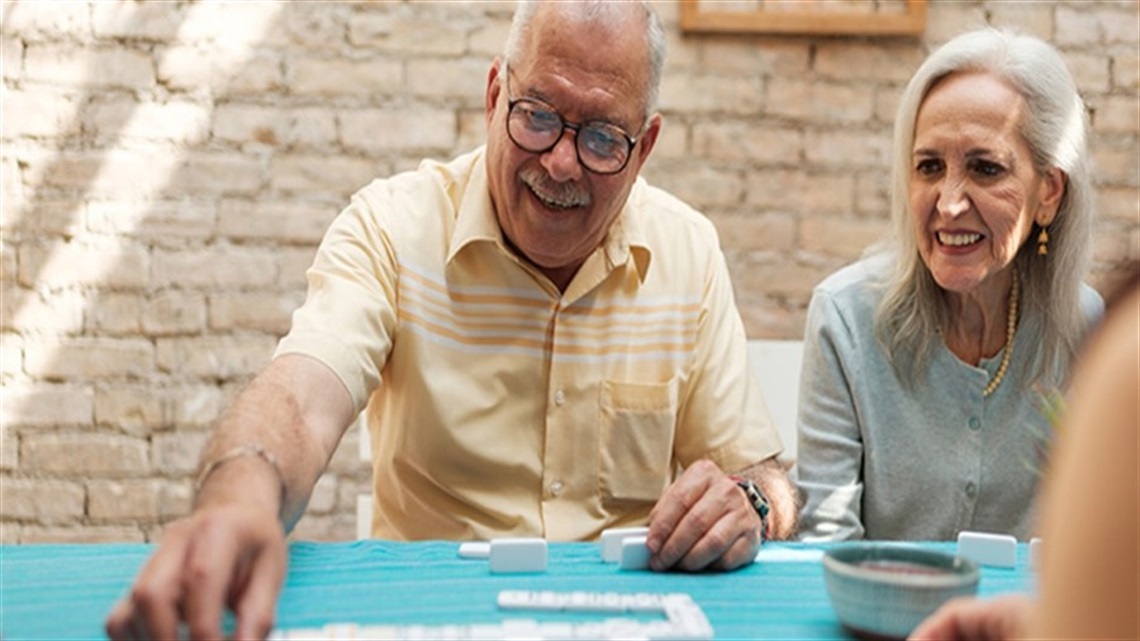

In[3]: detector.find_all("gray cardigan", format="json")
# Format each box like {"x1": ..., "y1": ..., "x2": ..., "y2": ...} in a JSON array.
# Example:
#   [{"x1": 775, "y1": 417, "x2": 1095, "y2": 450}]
[{"x1": 796, "y1": 256, "x2": 1103, "y2": 542}]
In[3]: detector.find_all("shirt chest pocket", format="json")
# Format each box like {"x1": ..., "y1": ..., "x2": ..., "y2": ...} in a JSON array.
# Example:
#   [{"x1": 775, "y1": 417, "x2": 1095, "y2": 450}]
[{"x1": 598, "y1": 378, "x2": 679, "y2": 507}]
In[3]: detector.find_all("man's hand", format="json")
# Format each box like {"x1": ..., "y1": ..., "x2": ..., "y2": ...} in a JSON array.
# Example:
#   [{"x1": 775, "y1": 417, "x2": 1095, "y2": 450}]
[
  {"x1": 105, "y1": 503, "x2": 287, "y2": 641},
  {"x1": 908, "y1": 595, "x2": 1034, "y2": 641},
  {"x1": 645, "y1": 459, "x2": 762, "y2": 572}
]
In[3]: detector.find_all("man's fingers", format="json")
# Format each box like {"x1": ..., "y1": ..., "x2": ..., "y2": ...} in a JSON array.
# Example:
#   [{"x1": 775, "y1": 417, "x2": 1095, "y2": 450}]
[
  {"x1": 670, "y1": 492, "x2": 759, "y2": 572},
  {"x1": 649, "y1": 460, "x2": 766, "y2": 573},
  {"x1": 182, "y1": 516, "x2": 246, "y2": 640},
  {"x1": 647, "y1": 479, "x2": 701, "y2": 554},
  {"x1": 119, "y1": 523, "x2": 194, "y2": 641},
  {"x1": 232, "y1": 536, "x2": 288, "y2": 641},
  {"x1": 647, "y1": 460, "x2": 721, "y2": 557},
  {"x1": 105, "y1": 598, "x2": 137, "y2": 641},
  {"x1": 707, "y1": 531, "x2": 761, "y2": 572}
]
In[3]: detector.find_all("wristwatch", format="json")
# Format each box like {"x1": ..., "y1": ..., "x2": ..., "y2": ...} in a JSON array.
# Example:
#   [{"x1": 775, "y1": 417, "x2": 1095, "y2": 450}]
[{"x1": 730, "y1": 475, "x2": 771, "y2": 542}]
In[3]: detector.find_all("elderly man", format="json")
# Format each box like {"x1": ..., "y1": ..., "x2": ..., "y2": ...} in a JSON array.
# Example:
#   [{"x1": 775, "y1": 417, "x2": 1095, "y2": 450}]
[{"x1": 107, "y1": 2, "x2": 796, "y2": 639}]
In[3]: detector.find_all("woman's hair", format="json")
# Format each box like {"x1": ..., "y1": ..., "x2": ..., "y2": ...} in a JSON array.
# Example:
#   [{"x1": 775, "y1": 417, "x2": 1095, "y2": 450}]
[
  {"x1": 875, "y1": 28, "x2": 1094, "y2": 388},
  {"x1": 502, "y1": 0, "x2": 666, "y2": 123}
]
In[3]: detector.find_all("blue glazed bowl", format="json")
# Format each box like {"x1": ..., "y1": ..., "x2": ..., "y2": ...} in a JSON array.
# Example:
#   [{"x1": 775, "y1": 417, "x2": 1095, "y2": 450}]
[{"x1": 822, "y1": 544, "x2": 980, "y2": 640}]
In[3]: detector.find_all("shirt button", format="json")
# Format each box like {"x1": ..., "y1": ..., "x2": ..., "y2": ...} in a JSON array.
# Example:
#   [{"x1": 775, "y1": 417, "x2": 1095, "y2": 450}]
[
  {"x1": 965, "y1": 482, "x2": 977, "y2": 499},
  {"x1": 968, "y1": 416, "x2": 981, "y2": 431},
  {"x1": 550, "y1": 480, "x2": 563, "y2": 496},
  {"x1": 554, "y1": 389, "x2": 565, "y2": 406}
]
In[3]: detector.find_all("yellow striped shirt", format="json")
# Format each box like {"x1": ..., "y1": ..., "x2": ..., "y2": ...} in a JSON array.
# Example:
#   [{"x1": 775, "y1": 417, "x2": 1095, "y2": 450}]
[{"x1": 276, "y1": 147, "x2": 782, "y2": 541}]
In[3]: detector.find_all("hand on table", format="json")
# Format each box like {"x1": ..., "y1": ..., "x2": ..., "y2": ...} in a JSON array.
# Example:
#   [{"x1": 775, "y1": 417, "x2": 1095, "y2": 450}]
[
  {"x1": 645, "y1": 459, "x2": 763, "y2": 572},
  {"x1": 105, "y1": 503, "x2": 287, "y2": 641},
  {"x1": 908, "y1": 594, "x2": 1034, "y2": 641}
]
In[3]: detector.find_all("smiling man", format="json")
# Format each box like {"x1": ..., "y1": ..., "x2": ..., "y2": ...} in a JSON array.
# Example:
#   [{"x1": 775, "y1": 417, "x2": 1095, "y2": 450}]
[{"x1": 106, "y1": 2, "x2": 796, "y2": 640}]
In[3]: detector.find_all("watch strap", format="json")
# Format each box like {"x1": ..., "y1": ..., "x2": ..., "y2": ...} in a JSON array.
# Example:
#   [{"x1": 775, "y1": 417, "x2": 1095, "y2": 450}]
[{"x1": 729, "y1": 475, "x2": 771, "y2": 542}]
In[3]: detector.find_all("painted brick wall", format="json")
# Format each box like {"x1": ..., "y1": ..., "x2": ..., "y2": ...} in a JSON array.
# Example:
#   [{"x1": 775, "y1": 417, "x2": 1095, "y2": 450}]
[{"x1": 2, "y1": 1, "x2": 1137, "y2": 542}]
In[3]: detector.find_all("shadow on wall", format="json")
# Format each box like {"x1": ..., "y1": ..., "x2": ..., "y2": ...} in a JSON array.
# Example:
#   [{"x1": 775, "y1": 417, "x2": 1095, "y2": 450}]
[{"x1": 2, "y1": 1, "x2": 509, "y2": 543}]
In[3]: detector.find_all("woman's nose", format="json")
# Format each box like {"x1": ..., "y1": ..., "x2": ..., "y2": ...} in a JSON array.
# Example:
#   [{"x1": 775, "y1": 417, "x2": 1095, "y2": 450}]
[{"x1": 936, "y1": 178, "x2": 971, "y2": 219}]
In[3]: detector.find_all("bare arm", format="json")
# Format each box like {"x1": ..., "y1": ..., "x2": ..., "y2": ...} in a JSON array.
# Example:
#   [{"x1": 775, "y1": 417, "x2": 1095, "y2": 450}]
[
  {"x1": 106, "y1": 353, "x2": 356, "y2": 641},
  {"x1": 911, "y1": 284, "x2": 1140, "y2": 641},
  {"x1": 195, "y1": 353, "x2": 357, "y2": 528},
  {"x1": 1030, "y1": 285, "x2": 1139, "y2": 639}
]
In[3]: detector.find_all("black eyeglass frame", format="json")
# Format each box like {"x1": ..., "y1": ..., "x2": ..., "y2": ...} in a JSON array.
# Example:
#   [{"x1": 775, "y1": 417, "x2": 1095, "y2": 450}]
[{"x1": 502, "y1": 63, "x2": 642, "y2": 176}]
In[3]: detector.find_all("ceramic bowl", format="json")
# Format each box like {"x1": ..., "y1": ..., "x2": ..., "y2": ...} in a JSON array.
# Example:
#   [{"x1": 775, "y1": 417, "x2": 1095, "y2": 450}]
[{"x1": 822, "y1": 544, "x2": 980, "y2": 640}]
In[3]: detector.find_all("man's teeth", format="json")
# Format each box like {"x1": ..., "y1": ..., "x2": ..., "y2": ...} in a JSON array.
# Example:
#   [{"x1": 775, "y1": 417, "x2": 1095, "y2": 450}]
[
  {"x1": 530, "y1": 185, "x2": 583, "y2": 210},
  {"x1": 536, "y1": 192, "x2": 575, "y2": 209},
  {"x1": 938, "y1": 232, "x2": 982, "y2": 246}
]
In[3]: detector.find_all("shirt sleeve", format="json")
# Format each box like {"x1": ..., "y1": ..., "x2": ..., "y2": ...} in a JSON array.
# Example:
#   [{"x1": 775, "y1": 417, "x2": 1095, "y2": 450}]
[
  {"x1": 796, "y1": 288, "x2": 866, "y2": 541},
  {"x1": 274, "y1": 190, "x2": 399, "y2": 412}
]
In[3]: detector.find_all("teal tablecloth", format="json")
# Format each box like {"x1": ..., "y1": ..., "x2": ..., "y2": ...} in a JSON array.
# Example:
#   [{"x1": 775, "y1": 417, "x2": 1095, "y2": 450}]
[{"x1": 0, "y1": 541, "x2": 1034, "y2": 640}]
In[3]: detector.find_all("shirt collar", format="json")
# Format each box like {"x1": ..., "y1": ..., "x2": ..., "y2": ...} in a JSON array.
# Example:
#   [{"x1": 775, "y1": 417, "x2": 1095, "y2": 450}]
[{"x1": 447, "y1": 147, "x2": 652, "y2": 284}]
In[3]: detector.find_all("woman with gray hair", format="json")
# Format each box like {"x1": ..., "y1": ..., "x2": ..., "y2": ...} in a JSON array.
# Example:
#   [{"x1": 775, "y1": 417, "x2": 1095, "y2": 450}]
[{"x1": 795, "y1": 28, "x2": 1103, "y2": 542}]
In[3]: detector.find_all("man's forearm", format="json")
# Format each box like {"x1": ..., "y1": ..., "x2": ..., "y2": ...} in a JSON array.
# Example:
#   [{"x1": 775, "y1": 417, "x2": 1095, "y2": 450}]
[{"x1": 195, "y1": 355, "x2": 355, "y2": 530}]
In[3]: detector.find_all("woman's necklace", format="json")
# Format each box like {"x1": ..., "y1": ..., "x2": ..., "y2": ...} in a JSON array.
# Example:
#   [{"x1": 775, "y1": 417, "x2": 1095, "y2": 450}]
[{"x1": 983, "y1": 270, "x2": 1020, "y2": 398}]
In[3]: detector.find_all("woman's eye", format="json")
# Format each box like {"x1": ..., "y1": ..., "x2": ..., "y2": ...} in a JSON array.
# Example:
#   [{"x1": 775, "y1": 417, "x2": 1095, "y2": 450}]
[
  {"x1": 969, "y1": 159, "x2": 1004, "y2": 177},
  {"x1": 915, "y1": 158, "x2": 943, "y2": 176}
]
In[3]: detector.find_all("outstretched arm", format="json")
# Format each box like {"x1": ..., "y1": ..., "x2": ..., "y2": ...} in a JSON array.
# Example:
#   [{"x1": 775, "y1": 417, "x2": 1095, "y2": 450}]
[{"x1": 106, "y1": 354, "x2": 356, "y2": 641}]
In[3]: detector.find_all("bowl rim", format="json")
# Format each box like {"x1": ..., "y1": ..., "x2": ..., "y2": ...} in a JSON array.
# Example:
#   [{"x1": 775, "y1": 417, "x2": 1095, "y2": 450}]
[{"x1": 822, "y1": 543, "x2": 980, "y2": 589}]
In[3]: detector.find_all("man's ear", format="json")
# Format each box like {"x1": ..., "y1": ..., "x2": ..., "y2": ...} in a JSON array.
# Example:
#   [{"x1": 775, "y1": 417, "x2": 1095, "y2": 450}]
[
  {"x1": 1036, "y1": 167, "x2": 1067, "y2": 227},
  {"x1": 485, "y1": 57, "x2": 504, "y2": 125},
  {"x1": 632, "y1": 113, "x2": 663, "y2": 170}
]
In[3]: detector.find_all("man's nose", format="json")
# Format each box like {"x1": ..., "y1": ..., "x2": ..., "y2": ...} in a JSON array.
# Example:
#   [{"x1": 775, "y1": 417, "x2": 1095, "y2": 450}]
[{"x1": 540, "y1": 129, "x2": 583, "y2": 182}]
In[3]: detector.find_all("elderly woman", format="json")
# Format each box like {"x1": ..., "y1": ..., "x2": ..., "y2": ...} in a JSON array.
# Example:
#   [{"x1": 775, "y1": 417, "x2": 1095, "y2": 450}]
[{"x1": 796, "y1": 28, "x2": 1103, "y2": 542}]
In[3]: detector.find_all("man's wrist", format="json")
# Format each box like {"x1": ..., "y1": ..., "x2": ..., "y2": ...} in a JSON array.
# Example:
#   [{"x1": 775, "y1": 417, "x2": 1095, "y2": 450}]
[
  {"x1": 195, "y1": 443, "x2": 286, "y2": 513},
  {"x1": 729, "y1": 475, "x2": 771, "y2": 542}
]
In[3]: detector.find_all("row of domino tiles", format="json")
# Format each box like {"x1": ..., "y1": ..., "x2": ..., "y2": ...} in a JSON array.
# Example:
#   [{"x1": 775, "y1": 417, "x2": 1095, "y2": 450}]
[{"x1": 267, "y1": 590, "x2": 714, "y2": 640}]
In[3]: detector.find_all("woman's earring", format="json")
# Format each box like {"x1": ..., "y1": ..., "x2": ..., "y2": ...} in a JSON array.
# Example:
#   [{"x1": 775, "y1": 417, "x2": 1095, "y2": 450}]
[{"x1": 1037, "y1": 226, "x2": 1049, "y2": 256}]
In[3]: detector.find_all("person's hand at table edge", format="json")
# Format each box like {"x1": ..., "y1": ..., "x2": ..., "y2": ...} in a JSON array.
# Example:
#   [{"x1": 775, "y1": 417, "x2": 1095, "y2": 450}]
[
  {"x1": 645, "y1": 458, "x2": 796, "y2": 572},
  {"x1": 105, "y1": 459, "x2": 288, "y2": 641},
  {"x1": 908, "y1": 594, "x2": 1034, "y2": 641}
]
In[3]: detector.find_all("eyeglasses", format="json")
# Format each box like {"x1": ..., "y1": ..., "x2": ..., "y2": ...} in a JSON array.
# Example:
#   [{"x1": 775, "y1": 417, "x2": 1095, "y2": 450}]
[{"x1": 503, "y1": 64, "x2": 641, "y2": 175}]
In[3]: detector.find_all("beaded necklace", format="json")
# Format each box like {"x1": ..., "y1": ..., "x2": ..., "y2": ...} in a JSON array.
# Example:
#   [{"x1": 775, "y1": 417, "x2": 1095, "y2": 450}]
[{"x1": 982, "y1": 270, "x2": 1020, "y2": 398}]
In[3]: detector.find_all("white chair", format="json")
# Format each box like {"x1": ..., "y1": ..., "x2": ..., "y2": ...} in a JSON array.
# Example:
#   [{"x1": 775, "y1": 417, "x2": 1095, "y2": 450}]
[
  {"x1": 356, "y1": 413, "x2": 373, "y2": 540},
  {"x1": 354, "y1": 339, "x2": 804, "y2": 539},
  {"x1": 747, "y1": 339, "x2": 804, "y2": 469}
]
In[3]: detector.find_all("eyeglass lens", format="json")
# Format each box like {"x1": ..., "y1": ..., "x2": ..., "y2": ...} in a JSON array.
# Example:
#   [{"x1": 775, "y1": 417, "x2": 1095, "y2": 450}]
[
  {"x1": 507, "y1": 100, "x2": 633, "y2": 174},
  {"x1": 502, "y1": 64, "x2": 636, "y2": 175}
]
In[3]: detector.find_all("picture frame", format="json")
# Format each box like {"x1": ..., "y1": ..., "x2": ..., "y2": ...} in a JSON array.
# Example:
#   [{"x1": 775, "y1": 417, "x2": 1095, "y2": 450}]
[{"x1": 678, "y1": 0, "x2": 927, "y2": 37}]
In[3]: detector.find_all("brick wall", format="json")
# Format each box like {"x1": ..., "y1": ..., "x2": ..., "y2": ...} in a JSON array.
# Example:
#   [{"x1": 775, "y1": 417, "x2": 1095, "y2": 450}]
[{"x1": 2, "y1": 1, "x2": 1137, "y2": 543}]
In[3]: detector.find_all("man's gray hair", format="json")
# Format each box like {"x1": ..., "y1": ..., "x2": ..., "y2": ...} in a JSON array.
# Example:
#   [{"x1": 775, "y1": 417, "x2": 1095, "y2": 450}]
[
  {"x1": 502, "y1": 0, "x2": 666, "y2": 121},
  {"x1": 875, "y1": 28, "x2": 1094, "y2": 388}
]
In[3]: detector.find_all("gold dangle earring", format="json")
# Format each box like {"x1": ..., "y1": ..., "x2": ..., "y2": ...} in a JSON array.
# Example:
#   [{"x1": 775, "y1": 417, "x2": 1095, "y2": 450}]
[{"x1": 1037, "y1": 225, "x2": 1049, "y2": 256}]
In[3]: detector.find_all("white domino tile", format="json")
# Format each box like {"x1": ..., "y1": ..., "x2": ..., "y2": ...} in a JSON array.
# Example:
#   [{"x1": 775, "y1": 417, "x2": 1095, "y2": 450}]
[
  {"x1": 457, "y1": 541, "x2": 491, "y2": 559},
  {"x1": 271, "y1": 590, "x2": 714, "y2": 640},
  {"x1": 599, "y1": 526, "x2": 650, "y2": 563},
  {"x1": 753, "y1": 547, "x2": 825, "y2": 563},
  {"x1": 618, "y1": 535, "x2": 652, "y2": 571},
  {"x1": 957, "y1": 530, "x2": 1017, "y2": 568},
  {"x1": 489, "y1": 537, "x2": 548, "y2": 573}
]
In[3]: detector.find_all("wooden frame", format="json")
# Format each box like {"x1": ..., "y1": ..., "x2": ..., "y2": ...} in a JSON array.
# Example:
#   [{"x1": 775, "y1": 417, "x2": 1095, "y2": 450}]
[{"x1": 679, "y1": 0, "x2": 927, "y2": 37}]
